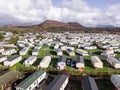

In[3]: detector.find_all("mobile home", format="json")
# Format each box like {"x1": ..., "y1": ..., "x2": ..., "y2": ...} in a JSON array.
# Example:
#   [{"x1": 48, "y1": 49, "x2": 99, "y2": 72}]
[
  {"x1": 45, "y1": 74, "x2": 69, "y2": 90},
  {"x1": 4, "y1": 55, "x2": 22, "y2": 67},
  {"x1": 0, "y1": 55, "x2": 7, "y2": 63},
  {"x1": 19, "y1": 46, "x2": 29, "y2": 55},
  {"x1": 111, "y1": 75, "x2": 120, "y2": 90},
  {"x1": 0, "y1": 70, "x2": 22, "y2": 90},
  {"x1": 57, "y1": 56, "x2": 66, "y2": 70},
  {"x1": 76, "y1": 49, "x2": 88, "y2": 56},
  {"x1": 38, "y1": 56, "x2": 51, "y2": 69},
  {"x1": 107, "y1": 56, "x2": 120, "y2": 68},
  {"x1": 76, "y1": 56, "x2": 85, "y2": 70},
  {"x1": 82, "y1": 76, "x2": 98, "y2": 90},
  {"x1": 91, "y1": 56, "x2": 103, "y2": 69},
  {"x1": 16, "y1": 70, "x2": 47, "y2": 90},
  {"x1": 2, "y1": 48, "x2": 17, "y2": 55},
  {"x1": 24, "y1": 56, "x2": 37, "y2": 66},
  {"x1": 56, "y1": 48, "x2": 63, "y2": 56},
  {"x1": 32, "y1": 49, "x2": 39, "y2": 55},
  {"x1": 66, "y1": 49, "x2": 75, "y2": 56}
]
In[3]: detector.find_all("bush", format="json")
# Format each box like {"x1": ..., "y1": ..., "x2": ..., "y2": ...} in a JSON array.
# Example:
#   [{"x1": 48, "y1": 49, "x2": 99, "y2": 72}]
[{"x1": 0, "y1": 33, "x2": 4, "y2": 41}]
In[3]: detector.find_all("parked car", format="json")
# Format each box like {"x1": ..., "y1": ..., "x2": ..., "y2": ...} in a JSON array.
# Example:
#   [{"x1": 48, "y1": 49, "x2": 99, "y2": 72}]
[{"x1": 71, "y1": 59, "x2": 76, "y2": 67}]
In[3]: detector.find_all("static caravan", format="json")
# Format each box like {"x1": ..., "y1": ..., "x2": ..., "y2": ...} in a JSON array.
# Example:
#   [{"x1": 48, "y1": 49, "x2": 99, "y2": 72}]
[
  {"x1": 34, "y1": 45, "x2": 42, "y2": 50},
  {"x1": 91, "y1": 56, "x2": 103, "y2": 69},
  {"x1": 4, "y1": 55, "x2": 22, "y2": 67},
  {"x1": 32, "y1": 49, "x2": 39, "y2": 55},
  {"x1": 61, "y1": 46, "x2": 67, "y2": 51},
  {"x1": 66, "y1": 49, "x2": 75, "y2": 56},
  {"x1": 54, "y1": 44, "x2": 59, "y2": 50},
  {"x1": 38, "y1": 56, "x2": 51, "y2": 69},
  {"x1": 76, "y1": 56, "x2": 85, "y2": 70},
  {"x1": 111, "y1": 75, "x2": 120, "y2": 90},
  {"x1": 57, "y1": 56, "x2": 66, "y2": 70},
  {"x1": 19, "y1": 46, "x2": 29, "y2": 55},
  {"x1": 56, "y1": 48, "x2": 63, "y2": 56},
  {"x1": 84, "y1": 46, "x2": 97, "y2": 50},
  {"x1": 24, "y1": 56, "x2": 37, "y2": 66},
  {"x1": 2, "y1": 48, "x2": 17, "y2": 55},
  {"x1": 67, "y1": 47, "x2": 75, "y2": 51},
  {"x1": 0, "y1": 70, "x2": 22, "y2": 90},
  {"x1": 82, "y1": 76, "x2": 98, "y2": 90},
  {"x1": 45, "y1": 74, "x2": 69, "y2": 90},
  {"x1": 16, "y1": 70, "x2": 47, "y2": 90},
  {"x1": 107, "y1": 57, "x2": 120, "y2": 68},
  {"x1": 76, "y1": 49, "x2": 88, "y2": 56},
  {"x1": 0, "y1": 55, "x2": 7, "y2": 63},
  {"x1": 101, "y1": 49, "x2": 114, "y2": 56},
  {"x1": 0, "y1": 47, "x2": 4, "y2": 53}
]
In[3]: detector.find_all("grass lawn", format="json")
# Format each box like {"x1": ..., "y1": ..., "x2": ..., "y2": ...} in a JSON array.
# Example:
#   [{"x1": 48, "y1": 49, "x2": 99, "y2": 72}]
[
  {"x1": 86, "y1": 49, "x2": 103, "y2": 56},
  {"x1": 115, "y1": 52, "x2": 120, "y2": 58}
]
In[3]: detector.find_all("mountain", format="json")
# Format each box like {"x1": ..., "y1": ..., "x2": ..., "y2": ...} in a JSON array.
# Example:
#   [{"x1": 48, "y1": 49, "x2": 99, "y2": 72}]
[
  {"x1": 67, "y1": 22, "x2": 84, "y2": 28},
  {"x1": 40, "y1": 20, "x2": 69, "y2": 28},
  {"x1": 96, "y1": 24, "x2": 116, "y2": 28},
  {"x1": 27, "y1": 20, "x2": 85, "y2": 32},
  {"x1": 1, "y1": 20, "x2": 120, "y2": 34}
]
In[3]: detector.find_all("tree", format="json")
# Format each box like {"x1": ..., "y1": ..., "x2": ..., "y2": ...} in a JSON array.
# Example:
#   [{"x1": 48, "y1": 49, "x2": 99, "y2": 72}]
[
  {"x1": 0, "y1": 33, "x2": 4, "y2": 41},
  {"x1": 8, "y1": 36, "x2": 19, "y2": 44}
]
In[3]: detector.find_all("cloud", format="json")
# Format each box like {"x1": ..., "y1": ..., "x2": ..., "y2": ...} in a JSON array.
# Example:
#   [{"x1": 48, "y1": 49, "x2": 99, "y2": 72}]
[{"x1": 0, "y1": 0, "x2": 119, "y2": 27}]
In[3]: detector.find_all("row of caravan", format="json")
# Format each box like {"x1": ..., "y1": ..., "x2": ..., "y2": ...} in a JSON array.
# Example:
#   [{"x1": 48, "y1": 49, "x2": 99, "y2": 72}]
[{"x1": 1, "y1": 54, "x2": 120, "y2": 69}]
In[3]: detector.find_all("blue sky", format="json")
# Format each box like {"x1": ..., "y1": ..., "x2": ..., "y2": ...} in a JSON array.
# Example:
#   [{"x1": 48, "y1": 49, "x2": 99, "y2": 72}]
[
  {"x1": 86, "y1": 0, "x2": 120, "y2": 9},
  {"x1": 0, "y1": 0, "x2": 120, "y2": 26},
  {"x1": 53, "y1": 0, "x2": 120, "y2": 9}
]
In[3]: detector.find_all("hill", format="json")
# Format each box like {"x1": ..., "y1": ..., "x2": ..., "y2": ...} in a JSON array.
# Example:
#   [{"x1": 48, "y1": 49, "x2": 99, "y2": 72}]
[{"x1": 0, "y1": 20, "x2": 120, "y2": 34}]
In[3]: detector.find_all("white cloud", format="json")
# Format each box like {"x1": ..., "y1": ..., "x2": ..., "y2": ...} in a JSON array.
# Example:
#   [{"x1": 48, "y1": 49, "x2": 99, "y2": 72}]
[{"x1": 0, "y1": 0, "x2": 119, "y2": 27}]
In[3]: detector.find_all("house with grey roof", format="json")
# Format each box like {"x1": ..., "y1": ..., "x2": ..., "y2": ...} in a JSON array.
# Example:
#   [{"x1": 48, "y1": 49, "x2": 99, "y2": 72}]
[
  {"x1": 82, "y1": 76, "x2": 98, "y2": 90},
  {"x1": 45, "y1": 74, "x2": 69, "y2": 90},
  {"x1": 16, "y1": 70, "x2": 47, "y2": 90}
]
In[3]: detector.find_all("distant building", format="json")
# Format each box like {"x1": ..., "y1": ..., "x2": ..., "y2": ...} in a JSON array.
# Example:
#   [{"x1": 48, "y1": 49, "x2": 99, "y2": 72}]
[{"x1": 45, "y1": 74, "x2": 69, "y2": 90}]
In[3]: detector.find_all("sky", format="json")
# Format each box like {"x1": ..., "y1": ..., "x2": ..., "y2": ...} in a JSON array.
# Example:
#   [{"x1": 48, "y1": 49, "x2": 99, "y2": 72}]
[{"x1": 0, "y1": 0, "x2": 120, "y2": 27}]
